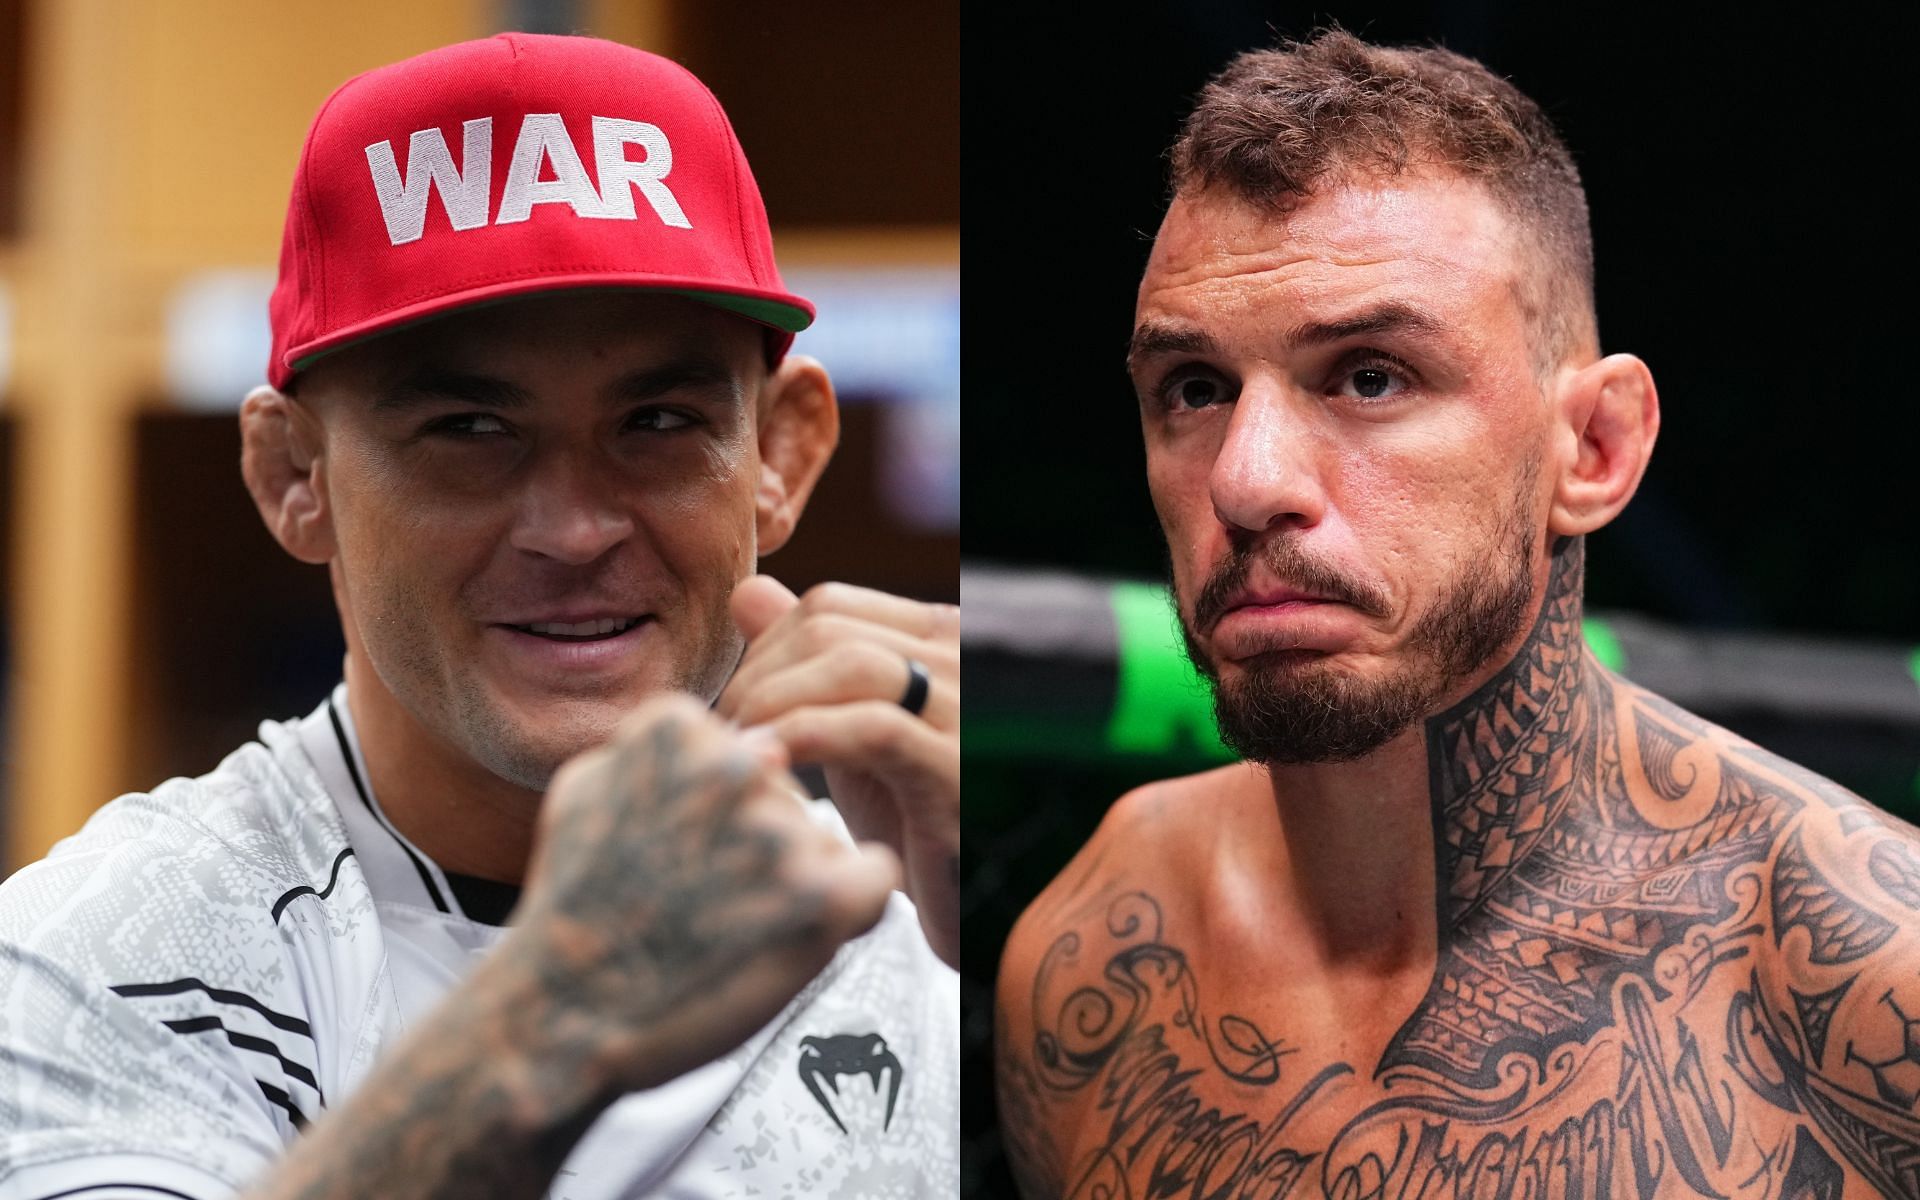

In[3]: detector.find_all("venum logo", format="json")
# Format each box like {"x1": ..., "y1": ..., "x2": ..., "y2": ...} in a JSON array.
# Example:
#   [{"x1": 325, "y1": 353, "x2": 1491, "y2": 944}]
[
  {"x1": 798, "y1": 1032, "x2": 903, "y2": 1135},
  {"x1": 363, "y1": 114, "x2": 692, "y2": 246}
]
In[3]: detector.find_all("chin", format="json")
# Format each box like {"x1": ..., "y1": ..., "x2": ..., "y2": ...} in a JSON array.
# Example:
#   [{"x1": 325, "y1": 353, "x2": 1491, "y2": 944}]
[
  {"x1": 468, "y1": 724, "x2": 592, "y2": 792},
  {"x1": 1214, "y1": 668, "x2": 1434, "y2": 766},
  {"x1": 455, "y1": 691, "x2": 629, "y2": 791}
]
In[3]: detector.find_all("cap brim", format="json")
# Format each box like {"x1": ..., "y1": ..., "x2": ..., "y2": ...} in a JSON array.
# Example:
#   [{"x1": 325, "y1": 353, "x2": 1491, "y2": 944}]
[{"x1": 285, "y1": 278, "x2": 814, "y2": 378}]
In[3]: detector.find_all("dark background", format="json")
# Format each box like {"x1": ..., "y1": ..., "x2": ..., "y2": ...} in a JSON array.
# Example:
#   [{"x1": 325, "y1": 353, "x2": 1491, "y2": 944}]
[{"x1": 958, "y1": 4, "x2": 1919, "y2": 1195}]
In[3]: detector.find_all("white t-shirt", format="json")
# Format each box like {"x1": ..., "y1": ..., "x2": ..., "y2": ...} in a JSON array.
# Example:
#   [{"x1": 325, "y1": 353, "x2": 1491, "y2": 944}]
[{"x1": 0, "y1": 687, "x2": 959, "y2": 1198}]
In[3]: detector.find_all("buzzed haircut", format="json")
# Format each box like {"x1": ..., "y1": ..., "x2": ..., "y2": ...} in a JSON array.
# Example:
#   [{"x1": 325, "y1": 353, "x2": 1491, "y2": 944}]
[{"x1": 1171, "y1": 30, "x2": 1597, "y2": 373}]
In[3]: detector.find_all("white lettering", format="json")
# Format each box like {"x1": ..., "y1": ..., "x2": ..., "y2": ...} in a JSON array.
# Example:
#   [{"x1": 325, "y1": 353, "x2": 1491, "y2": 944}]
[
  {"x1": 364, "y1": 118, "x2": 493, "y2": 246},
  {"x1": 497, "y1": 113, "x2": 612, "y2": 225},
  {"x1": 592, "y1": 116, "x2": 692, "y2": 229},
  {"x1": 367, "y1": 115, "x2": 696, "y2": 242}
]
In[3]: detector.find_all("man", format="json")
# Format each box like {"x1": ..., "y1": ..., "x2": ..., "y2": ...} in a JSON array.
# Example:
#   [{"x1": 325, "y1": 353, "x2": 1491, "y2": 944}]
[
  {"x1": 0, "y1": 34, "x2": 958, "y2": 1199},
  {"x1": 996, "y1": 31, "x2": 1920, "y2": 1199}
]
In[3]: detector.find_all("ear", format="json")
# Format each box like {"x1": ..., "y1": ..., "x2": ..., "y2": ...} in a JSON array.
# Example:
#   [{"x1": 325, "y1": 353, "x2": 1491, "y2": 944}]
[
  {"x1": 755, "y1": 353, "x2": 839, "y2": 555},
  {"x1": 1548, "y1": 353, "x2": 1659, "y2": 536},
  {"x1": 240, "y1": 385, "x2": 336, "y2": 563}
]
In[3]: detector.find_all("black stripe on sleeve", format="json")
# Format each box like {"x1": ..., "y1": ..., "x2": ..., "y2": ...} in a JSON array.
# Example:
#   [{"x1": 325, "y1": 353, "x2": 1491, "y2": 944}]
[
  {"x1": 109, "y1": 977, "x2": 314, "y2": 1039},
  {"x1": 270, "y1": 844, "x2": 357, "y2": 924},
  {"x1": 256, "y1": 1078, "x2": 311, "y2": 1130},
  {"x1": 163, "y1": 1014, "x2": 324, "y2": 1099},
  {"x1": 34, "y1": 1185, "x2": 207, "y2": 1200},
  {"x1": 327, "y1": 697, "x2": 451, "y2": 914}
]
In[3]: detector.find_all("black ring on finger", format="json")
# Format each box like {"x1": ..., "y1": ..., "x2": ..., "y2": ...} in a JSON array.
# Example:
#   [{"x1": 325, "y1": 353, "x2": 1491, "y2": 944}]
[{"x1": 899, "y1": 658, "x2": 931, "y2": 717}]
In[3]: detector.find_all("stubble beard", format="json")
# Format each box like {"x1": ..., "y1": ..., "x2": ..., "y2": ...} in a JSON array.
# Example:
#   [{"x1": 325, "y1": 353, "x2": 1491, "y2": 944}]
[
  {"x1": 364, "y1": 575, "x2": 743, "y2": 793},
  {"x1": 1178, "y1": 463, "x2": 1541, "y2": 765},
  {"x1": 445, "y1": 623, "x2": 741, "y2": 792}
]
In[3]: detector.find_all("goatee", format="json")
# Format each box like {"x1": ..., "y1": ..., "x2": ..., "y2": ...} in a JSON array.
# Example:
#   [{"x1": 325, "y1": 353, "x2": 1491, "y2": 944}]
[{"x1": 1178, "y1": 466, "x2": 1541, "y2": 764}]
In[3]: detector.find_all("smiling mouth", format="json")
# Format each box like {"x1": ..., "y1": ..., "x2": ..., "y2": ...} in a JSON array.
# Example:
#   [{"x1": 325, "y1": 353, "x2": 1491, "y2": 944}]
[{"x1": 506, "y1": 617, "x2": 646, "y2": 642}]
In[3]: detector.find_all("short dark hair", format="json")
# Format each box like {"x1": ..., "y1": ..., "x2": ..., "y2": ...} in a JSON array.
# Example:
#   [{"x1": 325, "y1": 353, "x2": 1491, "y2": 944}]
[{"x1": 1171, "y1": 30, "x2": 1596, "y2": 371}]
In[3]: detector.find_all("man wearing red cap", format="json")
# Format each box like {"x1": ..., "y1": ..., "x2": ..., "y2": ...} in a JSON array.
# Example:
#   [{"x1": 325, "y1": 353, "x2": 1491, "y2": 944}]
[{"x1": 0, "y1": 34, "x2": 957, "y2": 1199}]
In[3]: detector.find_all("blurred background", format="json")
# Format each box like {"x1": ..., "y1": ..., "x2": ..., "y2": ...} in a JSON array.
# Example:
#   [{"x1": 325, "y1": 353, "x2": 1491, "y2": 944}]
[
  {"x1": 959, "y1": 3, "x2": 1920, "y2": 1195},
  {"x1": 0, "y1": 0, "x2": 958, "y2": 873}
]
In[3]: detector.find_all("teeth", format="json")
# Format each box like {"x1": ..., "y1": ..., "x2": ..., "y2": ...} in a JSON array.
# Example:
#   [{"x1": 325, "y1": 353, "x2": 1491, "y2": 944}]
[{"x1": 526, "y1": 617, "x2": 638, "y2": 637}]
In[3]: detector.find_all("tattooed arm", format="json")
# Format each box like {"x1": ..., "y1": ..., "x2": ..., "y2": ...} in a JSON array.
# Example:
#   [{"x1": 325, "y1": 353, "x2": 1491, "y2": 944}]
[
  {"x1": 245, "y1": 695, "x2": 898, "y2": 1200},
  {"x1": 1500, "y1": 674, "x2": 1920, "y2": 1198},
  {"x1": 993, "y1": 781, "x2": 1142, "y2": 1199},
  {"x1": 1731, "y1": 745, "x2": 1920, "y2": 1198},
  {"x1": 995, "y1": 779, "x2": 1209, "y2": 1200},
  {"x1": 995, "y1": 818, "x2": 1095, "y2": 1198},
  {"x1": 998, "y1": 881, "x2": 1071, "y2": 1200}
]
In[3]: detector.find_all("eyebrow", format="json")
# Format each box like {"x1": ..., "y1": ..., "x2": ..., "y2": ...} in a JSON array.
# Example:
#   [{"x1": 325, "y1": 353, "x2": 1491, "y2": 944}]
[
  {"x1": 1125, "y1": 322, "x2": 1219, "y2": 372},
  {"x1": 372, "y1": 370, "x2": 530, "y2": 413},
  {"x1": 1284, "y1": 301, "x2": 1448, "y2": 349},
  {"x1": 1126, "y1": 301, "x2": 1449, "y2": 372},
  {"x1": 372, "y1": 353, "x2": 747, "y2": 413},
  {"x1": 609, "y1": 355, "x2": 747, "y2": 405}
]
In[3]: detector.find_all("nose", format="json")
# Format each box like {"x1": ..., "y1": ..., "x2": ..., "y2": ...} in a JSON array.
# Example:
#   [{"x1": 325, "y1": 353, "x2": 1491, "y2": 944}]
[
  {"x1": 508, "y1": 448, "x2": 636, "y2": 565},
  {"x1": 1208, "y1": 379, "x2": 1328, "y2": 534}
]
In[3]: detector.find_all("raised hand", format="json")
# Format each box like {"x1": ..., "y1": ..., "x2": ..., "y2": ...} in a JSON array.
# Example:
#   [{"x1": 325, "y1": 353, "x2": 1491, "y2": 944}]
[
  {"x1": 249, "y1": 694, "x2": 901, "y2": 1200},
  {"x1": 512, "y1": 693, "x2": 903, "y2": 1090},
  {"x1": 719, "y1": 576, "x2": 960, "y2": 968}
]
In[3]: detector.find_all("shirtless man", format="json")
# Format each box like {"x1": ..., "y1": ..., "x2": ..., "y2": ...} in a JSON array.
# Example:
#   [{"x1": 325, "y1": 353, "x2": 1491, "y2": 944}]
[{"x1": 995, "y1": 32, "x2": 1920, "y2": 1199}]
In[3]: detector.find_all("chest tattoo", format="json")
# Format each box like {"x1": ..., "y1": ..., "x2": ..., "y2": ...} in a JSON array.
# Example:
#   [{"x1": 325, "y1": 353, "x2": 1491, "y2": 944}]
[{"x1": 999, "y1": 542, "x2": 1920, "y2": 1198}]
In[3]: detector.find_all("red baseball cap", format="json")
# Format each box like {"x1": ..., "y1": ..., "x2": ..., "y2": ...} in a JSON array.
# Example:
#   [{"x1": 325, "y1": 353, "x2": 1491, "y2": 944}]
[{"x1": 267, "y1": 33, "x2": 813, "y2": 390}]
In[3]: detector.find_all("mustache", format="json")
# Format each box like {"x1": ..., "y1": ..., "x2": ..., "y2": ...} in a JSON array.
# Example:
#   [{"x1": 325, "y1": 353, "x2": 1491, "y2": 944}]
[{"x1": 1191, "y1": 537, "x2": 1393, "y2": 634}]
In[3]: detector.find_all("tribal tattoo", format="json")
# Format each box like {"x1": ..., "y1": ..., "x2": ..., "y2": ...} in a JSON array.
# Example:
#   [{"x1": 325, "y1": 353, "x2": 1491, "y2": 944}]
[{"x1": 997, "y1": 540, "x2": 1920, "y2": 1198}]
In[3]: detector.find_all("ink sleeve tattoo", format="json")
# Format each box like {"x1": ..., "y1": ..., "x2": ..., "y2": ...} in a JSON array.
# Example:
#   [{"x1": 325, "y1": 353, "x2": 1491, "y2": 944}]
[{"x1": 996, "y1": 540, "x2": 1920, "y2": 1198}]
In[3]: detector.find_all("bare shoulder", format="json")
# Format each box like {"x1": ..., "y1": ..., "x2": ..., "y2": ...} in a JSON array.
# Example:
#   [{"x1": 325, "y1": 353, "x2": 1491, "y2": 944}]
[
  {"x1": 998, "y1": 768, "x2": 1251, "y2": 975},
  {"x1": 993, "y1": 762, "x2": 1251, "y2": 1199},
  {"x1": 1607, "y1": 674, "x2": 1920, "y2": 942},
  {"x1": 1709, "y1": 715, "x2": 1920, "y2": 1026},
  {"x1": 1000, "y1": 768, "x2": 1197, "y2": 987},
  {"x1": 1609, "y1": 677, "x2": 1920, "y2": 1167}
]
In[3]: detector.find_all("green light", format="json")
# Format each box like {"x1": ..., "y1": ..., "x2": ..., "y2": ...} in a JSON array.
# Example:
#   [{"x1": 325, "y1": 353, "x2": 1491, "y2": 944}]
[
  {"x1": 1105, "y1": 583, "x2": 1232, "y2": 760},
  {"x1": 1584, "y1": 618, "x2": 1628, "y2": 672}
]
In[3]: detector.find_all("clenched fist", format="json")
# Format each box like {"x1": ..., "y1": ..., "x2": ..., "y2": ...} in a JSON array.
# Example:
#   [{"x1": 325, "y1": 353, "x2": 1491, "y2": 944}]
[{"x1": 507, "y1": 694, "x2": 901, "y2": 1092}]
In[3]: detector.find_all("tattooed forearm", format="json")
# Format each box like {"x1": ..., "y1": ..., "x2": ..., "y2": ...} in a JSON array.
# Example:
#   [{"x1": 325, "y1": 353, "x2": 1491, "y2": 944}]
[
  {"x1": 248, "y1": 957, "x2": 617, "y2": 1200},
  {"x1": 251, "y1": 697, "x2": 871, "y2": 1199}
]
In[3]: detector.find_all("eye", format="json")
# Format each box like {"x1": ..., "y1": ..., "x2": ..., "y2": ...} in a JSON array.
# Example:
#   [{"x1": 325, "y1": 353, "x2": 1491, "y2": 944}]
[
  {"x1": 1157, "y1": 368, "x2": 1234, "y2": 413},
  {"x1": 425, "y1": 412, "x2": 511, "y2": 438},
  {"x1": 1329, "y1": 354, "x2": 1414, "y2": 403},
  {"x1": 624, "y1": 407, "x2": 697, "y2": 433}
]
